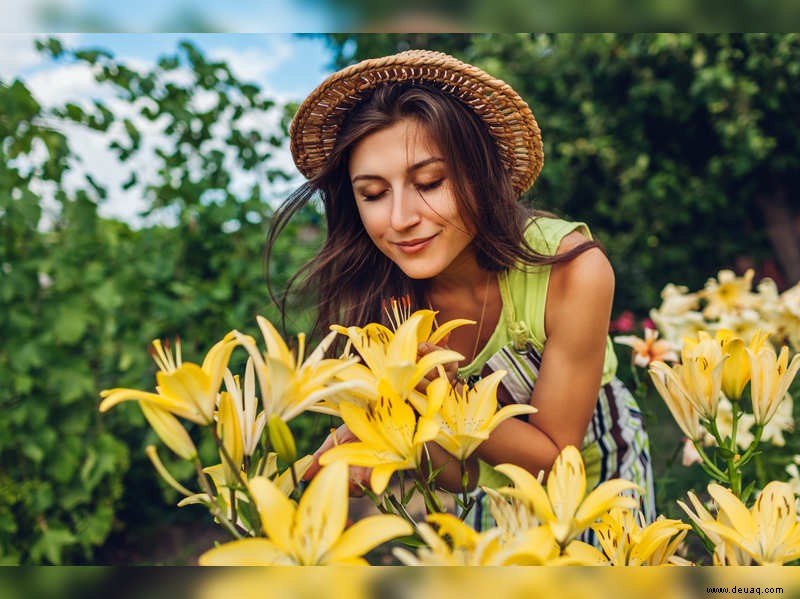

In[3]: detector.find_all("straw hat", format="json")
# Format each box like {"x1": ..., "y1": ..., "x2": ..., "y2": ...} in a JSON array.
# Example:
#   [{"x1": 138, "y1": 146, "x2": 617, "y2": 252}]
[{"x1": 290, "y1": 50, "x2": 543, "y2": 196}]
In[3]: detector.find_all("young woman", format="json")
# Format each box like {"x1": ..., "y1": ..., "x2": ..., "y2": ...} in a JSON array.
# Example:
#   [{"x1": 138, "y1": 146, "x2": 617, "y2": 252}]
[{"x1": 270, "y1": 50, "x2": 655, "y2": 533}]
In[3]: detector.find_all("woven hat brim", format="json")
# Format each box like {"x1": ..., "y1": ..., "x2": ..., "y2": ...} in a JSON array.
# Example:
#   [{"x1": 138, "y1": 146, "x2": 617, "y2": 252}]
[{"x1": 290, "y1": 50, "x2": 543, "y2": 197}]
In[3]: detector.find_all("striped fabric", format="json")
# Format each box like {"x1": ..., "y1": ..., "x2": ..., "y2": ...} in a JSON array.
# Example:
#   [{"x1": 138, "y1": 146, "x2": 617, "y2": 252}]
[{"x1": 466, "y1": 341, "x2": 656, "y2": 547}]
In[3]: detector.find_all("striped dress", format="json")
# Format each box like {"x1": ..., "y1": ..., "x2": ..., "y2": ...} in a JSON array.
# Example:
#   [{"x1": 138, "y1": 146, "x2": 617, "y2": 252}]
[{"x1": 460, "y1": 217, "x2": 655, "y2": 544}]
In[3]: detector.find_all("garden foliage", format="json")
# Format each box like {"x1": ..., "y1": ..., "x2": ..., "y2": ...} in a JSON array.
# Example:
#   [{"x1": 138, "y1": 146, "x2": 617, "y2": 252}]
[{"x1": 0, "y1": 39, "x2": 319, "y2": 563}]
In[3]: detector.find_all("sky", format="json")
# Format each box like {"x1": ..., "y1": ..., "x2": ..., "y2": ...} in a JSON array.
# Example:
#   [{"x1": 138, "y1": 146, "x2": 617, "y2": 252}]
[
  {"x1": 0, "y1": 33, "x2": 335, "y2": 226},
  {"x1": 0, "y1": 0, "x2": 348, "y2": 33}
]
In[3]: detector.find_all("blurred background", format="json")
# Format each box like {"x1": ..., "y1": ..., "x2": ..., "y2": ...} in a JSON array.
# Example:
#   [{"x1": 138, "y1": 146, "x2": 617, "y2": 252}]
[{"x1": 2, "y1": 29, "x2": 800, "y2": 565}]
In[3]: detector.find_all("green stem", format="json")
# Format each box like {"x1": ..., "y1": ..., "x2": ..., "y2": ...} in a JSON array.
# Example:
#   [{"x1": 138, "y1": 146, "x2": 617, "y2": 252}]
[
  {"x1": 706, "y1": 417, "x2": 724, "y2": 449},
  {"x1": 729, "y1": 401, "x2": 741, "y2": 497},
  {"x1": 630, "y1": 364, "x2": 641, "y2": 391},
  {"x1": 737, "y1": 424, "x2": 764, "y2": 466},
  {"x1": 691, "y1": 439, "x2": 728, "y2": 482},
  {"x1": 363, "y1": 486, "x2": 390, "y2": 514},
  {"x1": 229, "y1": 487, "x2": 237, "y2": 528},
  {"x1": 416, "y1": 466, "x2": 443, "y2": 514},
  {"x1": 387, "y1": 493, "x2": 421, "y2": 530}
]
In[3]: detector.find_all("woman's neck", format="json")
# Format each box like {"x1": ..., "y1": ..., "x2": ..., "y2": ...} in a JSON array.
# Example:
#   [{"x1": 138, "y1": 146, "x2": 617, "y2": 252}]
[{"x1": 426, "y1": 246, "x2": 488, "y2": 300}]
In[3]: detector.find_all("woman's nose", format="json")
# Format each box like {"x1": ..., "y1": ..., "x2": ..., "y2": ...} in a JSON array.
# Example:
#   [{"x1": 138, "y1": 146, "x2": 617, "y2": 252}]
[{"x1": 389, "y1": 187, "x2": 422, "y2": 231}]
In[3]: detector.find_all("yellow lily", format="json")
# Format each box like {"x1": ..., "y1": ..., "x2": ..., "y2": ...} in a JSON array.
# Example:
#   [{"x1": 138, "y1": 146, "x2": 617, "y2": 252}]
[
  {"x1": 331, "y1": 310, "x2": 465, "y2": 402},
  {"x1": 428, "y1": 371, "x2": 537, "y2": 461},
  {"x1": 392, "y1": 512, "x2": 500, "y2": 565},
  {"x1": 198, "y1": 461, "x2": 413, "y2": 565},
  {"x1": 747, "y1": 343, "x2": 800, "y2": 426},
  {"x1": 483, "y1": 486, "x2": 540, "y2": 538},
  {"x1": 761, "y1": 393, "x2": 794, "y2": 446},
  {"x1": 690, "y1": 482, "x2": 800, "y2": 565},
  {"x1": 233, "y1": 316, "x2": 360, "y2": 422},
  {"x1": 702, "y1": 268, "x2": 756, "y2": 320},
  {"x1": 318, "y1": 381, "x2": 442, "y2": 494},
  {"x1": 382, "y1": 297, "x2": 475, "y2": 346},
  {"x1": 393, "y1": 512, "x2": 601, "y2": 565},
  {"x1": 680, "y1": 331, "x2": 726, "y2": 419},
  {"x1": 591, "y1": 507, "x2": 691, "y2": 566},
  {"x1": 648, "y1": 361, "x2": 704, "y2": 441},
  {"x1": 495, "y1": 446, "x2": 640, "y2": 547},
  {"x1": 677, "y1": 488, "x2": 752, "y2": 565},
  {"x1": 715, "y1": 329, "x2": 768, "y2": 401},
  {"x1": 310, "y1": 362, "x2": 383, "y2": 416},
  {"x1": 216, "y1": 390, "x2": 244, "y2": 487},
  {"x1": 100, "y1": 334, "x2": 238, "y2": 425},
  {"x1": 222, "y1": 359, "x2": 266, "y2": 456},
  {"x1": 139, "y1": 401, "x2": 197, "y2": 460}
]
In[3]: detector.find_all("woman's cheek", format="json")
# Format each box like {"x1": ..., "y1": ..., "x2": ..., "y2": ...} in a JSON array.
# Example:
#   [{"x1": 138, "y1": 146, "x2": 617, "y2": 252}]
[{"x1": 356, "y1": 203, "x2": 389, "y2": 240}]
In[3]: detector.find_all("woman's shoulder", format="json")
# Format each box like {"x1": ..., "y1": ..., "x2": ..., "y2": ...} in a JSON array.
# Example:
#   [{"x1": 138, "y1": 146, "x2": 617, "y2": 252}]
[
  {"x1": 523, "y1": 215, "x2": 593, "y2": 256},
  {"x1": 549, "y1": 230, "x2": 615, "y2": 314}
]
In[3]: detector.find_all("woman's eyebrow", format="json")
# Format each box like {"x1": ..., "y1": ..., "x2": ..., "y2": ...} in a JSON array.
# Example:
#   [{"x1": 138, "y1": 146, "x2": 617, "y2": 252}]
[
  {"x1": 407, "y1": 157, "x2": 445, "y2": 172},
  {"x1": 350, "y1": 174, "x2": 384, "y2": 184}
]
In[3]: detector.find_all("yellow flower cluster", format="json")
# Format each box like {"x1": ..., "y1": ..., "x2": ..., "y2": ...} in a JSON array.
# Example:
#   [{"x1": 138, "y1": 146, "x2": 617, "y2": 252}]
[
  {"x1": 98, "y1": 291, "x2": 800, "y2": 567},
  {"x1": 649, "y1": 329, "x2": 799, "y2": 443},
  {"x1": 395, "y1": 446, "x2": 689, "y2": 565},
  {"x1": 650, "y1": 268, "x2": 800, "y2": 352}
]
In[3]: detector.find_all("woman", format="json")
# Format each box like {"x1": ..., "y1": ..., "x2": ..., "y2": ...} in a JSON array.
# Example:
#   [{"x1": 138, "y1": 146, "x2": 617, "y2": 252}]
[{"x1": 270, "y1": 50, "x2": 655, "y2": 533}]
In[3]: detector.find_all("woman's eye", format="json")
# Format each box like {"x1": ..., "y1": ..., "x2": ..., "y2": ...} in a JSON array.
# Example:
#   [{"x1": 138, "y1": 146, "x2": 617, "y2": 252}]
[
  {"x1": 415, "y1": 179, "x2": 444, "y2": 192},
  {"x1": 361, "y1": 189, "x2": 387, "y2": 201}
]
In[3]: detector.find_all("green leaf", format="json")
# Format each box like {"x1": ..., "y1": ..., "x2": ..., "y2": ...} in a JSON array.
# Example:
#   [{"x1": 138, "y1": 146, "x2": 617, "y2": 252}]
[
  {"x1": 29, "y1": 527, "x2": 77, "y2": 565},
  {"x1": 75, "y1": 505, "x2": 113, "y2": 546},
  {"x1": 52, "y1": 304, "x2": 89, "y2": 344}
]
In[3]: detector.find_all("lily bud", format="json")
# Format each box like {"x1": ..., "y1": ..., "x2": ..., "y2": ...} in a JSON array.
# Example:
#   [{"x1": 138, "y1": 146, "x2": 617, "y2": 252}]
[{"x1": 268, "y1": 414, "x2": 297, "y2": 464}]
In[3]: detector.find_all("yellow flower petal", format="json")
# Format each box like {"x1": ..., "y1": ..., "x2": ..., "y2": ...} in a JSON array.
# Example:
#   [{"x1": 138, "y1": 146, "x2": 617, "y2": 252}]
[
  {"x1": 140, "y1": 401, "x2": 197, "y2": 460},
  {"x1": 198, "y1": 538, "x2": 290, "y2": 565},
  {"x1": 494, "y1": 463, "x2": 556, "y2": 523},
  {"x1": 248, "y1": 476, "x2": 296, "y2": 555},
  {"x1": 324, "y1": 515, "x2": 413, "y2": 564}
]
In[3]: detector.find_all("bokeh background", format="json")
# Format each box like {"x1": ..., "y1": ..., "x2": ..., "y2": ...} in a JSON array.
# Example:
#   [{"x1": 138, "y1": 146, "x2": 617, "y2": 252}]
[{"x1": 2, "y1": 25, "x2": 800, "y2": 567}]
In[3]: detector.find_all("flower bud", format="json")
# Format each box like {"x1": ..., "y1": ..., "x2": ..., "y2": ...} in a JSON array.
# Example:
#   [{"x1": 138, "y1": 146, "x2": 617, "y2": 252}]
[{"x1": 268, "y1": 414, "x2": 297, "y2": 464}]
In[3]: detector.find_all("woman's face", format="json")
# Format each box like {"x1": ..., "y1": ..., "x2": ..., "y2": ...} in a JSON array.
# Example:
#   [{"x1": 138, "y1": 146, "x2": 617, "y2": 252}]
[{"x1": 348, "y1": 118, "x2": 476, "y2": 280}]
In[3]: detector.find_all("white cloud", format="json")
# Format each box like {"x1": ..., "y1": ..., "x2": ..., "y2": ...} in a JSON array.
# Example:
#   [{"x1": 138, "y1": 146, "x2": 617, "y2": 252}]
[
  {"x1": 24, "y1": 61, "x2": 109, "y2": 108},
  {"x1": 0, "y1": 35, "x2": 45, "y2": 80},
  {"x1": 0, "y1": 33, "x2": 80, "y2": 82},
  {"x1": 209, "y1": 39, "x2": 292, "y2": 86}
]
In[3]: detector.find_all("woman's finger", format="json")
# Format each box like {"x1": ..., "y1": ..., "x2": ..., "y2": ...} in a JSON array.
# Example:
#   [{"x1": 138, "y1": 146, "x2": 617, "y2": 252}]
[
  {"x1": 302, "y1": 424, "x2": 355, "y2": 480},
  {"x1": 348, "y1": 465, "x2": 372, "y2": 497}
]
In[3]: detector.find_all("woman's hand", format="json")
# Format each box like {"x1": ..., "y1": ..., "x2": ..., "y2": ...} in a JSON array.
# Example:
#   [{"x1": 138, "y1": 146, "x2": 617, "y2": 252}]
[
  {"x1": 415, "y1": 341, "x2": 460, "y2": 393},
  {"x1": 302, "y1": 423, "x2": 372, "y2": 496}
]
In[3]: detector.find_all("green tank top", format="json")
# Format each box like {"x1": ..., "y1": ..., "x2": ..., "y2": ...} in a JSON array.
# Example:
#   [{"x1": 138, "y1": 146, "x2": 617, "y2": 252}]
[{"x1": 458, "y1": 216, "x2": 619, "y2": 384}]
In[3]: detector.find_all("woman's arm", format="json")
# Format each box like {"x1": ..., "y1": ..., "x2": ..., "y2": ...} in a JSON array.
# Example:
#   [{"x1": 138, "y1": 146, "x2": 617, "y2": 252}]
[{"x1": 475, "y1": 232, "x2": 615, "y2": 478}]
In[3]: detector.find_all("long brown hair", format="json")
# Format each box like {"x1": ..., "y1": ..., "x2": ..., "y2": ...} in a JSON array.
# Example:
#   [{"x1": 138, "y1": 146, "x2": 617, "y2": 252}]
[{"x1": 267, "y1": 82, "x2": 601, "y2": 338}]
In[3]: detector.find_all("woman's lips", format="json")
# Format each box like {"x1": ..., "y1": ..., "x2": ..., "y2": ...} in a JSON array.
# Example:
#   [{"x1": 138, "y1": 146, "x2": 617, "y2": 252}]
[{"x1": 394, "y1": 234, "x2": 437, "y2": 255}]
